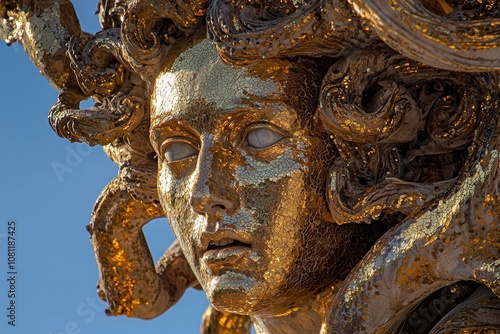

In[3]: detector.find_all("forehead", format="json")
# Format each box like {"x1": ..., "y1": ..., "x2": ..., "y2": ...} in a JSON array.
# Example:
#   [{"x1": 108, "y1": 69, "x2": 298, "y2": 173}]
[{"x1": 151, "y1": 41, "x2": 293, "y2": 127}]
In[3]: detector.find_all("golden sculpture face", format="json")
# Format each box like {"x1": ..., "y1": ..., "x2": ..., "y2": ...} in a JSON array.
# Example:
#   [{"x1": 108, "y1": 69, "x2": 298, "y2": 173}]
[{"x1": 151, "y1": 40, "x2": 371, "y2": 314}]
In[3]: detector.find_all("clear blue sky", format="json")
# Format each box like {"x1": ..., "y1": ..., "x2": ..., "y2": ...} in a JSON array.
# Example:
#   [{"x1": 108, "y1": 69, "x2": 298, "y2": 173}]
[{"x1": 0, "y1": 2, "x2": 208, "y2": 333}]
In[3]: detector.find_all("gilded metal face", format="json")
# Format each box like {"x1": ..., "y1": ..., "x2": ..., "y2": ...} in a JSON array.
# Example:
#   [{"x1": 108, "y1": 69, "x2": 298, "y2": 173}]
[{"x1": 151, "y1": 40, "x2": 371, "y2": 315}]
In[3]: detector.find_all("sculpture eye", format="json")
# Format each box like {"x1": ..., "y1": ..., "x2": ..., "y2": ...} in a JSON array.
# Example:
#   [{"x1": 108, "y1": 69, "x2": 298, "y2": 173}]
[
  {"x1": 245, "y1": 127, "x2": 285, "y2": 149},
  {"x1": 164, "y1": 142, "x2": 198, "y2": 162}
]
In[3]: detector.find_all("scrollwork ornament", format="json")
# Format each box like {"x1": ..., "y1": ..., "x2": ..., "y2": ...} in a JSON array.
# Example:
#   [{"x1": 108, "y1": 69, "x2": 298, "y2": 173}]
[
  {"x1": 207, "y1": 0, "x2": 377, "y2": 65},
  {"x1": 319, "y1": 47, "x2": 486, "y2": 226},
  {"x1": 46, "y1": 27, "x2": 146, "y2": 146},
  {"x1": 325, "y1": 71, "x2": 500, "y2": 333},
  {"x1": 122, "y1": 0, "x2": 208, "y2": 80},
  {"x1": 347, "y1": 0, "x2": 500, "y2": 71}
]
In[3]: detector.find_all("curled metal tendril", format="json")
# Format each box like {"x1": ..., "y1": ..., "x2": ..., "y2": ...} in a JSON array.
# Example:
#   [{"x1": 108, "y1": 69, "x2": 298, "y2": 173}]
[
  {"x1": 49, "y1": 88, "x2": 146, "y2": 146},
  {"x1": 325, "y1": 83, "x2": 500, "y2": 332},
  {"x1": 347, "y1": 0, "x2": 500, "y2": 71},
  {"x1": 122, "y1": 0, "x2": 208, "y2": 81},
  {"x1": 48, "y1": 29, "x2": 145, "y2": 146},
  {"x1": 426, "y1": 88, "x2": 478, "y2": 151},
  {"x1": 319, "y1": 51, "x2": 422, "y2": 145},
  {"x1": 319, "y1": 49, "x2": 482, "y2": 224},
  {"x1": 68, "y1": 28, "x2": 131, "y2": 97},
  {"x1": 327, "y1": 164, "x2": 456, "y2": 224},
  {"x1": 97, "y1": 0, "x2": 129, "y2": 29},
  {"x1": 207, "y1": 0, "x2": 374, "y2": 65}
]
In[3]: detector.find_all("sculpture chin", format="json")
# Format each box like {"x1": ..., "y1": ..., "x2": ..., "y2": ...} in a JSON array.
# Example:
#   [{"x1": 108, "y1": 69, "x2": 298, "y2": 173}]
[
  {"x1": 204, "y1": 271, "x2": 308, "y2": 316},
  {"x1": 204, "y1": 272, "x2": 263, "y2": 315}
]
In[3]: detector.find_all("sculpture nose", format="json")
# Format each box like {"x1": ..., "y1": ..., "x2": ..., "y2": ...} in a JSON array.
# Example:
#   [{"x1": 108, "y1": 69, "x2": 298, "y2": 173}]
[
  {"x1": 190, "y1": 191, "x2": 233, "y2": 216},
  {"x1": 189, "y1": 142, "x2": 235, "y2": 216}
]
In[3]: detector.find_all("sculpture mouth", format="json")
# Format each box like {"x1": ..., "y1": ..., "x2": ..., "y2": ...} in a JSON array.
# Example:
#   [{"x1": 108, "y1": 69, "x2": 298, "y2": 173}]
[
  {"x1": 202, "y1": 242, "x2": 252, "y2": 265},
  {"x1": 200, "y1": 229, "x2": 253, "y2": 255},
  {"x1": 206, "y1": 239, "x2": 251, "y2": 251},
  {"x1": 201, "y1": 232, "x2": 253, "y2": 265}
]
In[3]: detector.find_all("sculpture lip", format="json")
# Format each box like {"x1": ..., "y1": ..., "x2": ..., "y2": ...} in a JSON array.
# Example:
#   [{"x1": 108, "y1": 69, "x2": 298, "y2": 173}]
[{"x1": 199, "y1": 229, "x2": 252, "y2": 255}]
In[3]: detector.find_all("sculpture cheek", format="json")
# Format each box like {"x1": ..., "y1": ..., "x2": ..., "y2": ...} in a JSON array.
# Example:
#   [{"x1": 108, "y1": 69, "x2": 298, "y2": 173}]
[
  {"x1": 236, "y1": 147, "x2": 306, "y2": 187},
  {"x1": 158, "y1": 167, "x2": 196, "y2": 236}
]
